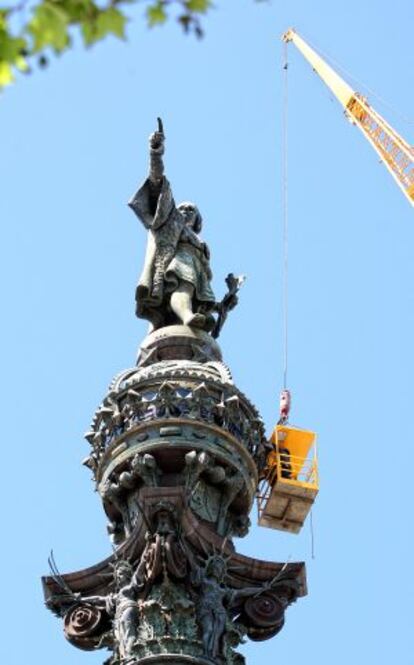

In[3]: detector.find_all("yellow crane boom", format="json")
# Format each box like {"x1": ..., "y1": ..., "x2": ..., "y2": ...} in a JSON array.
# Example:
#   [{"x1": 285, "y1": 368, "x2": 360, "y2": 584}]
[{"x1": 283, "y1": 28, "x2": 414, "y2": 207}]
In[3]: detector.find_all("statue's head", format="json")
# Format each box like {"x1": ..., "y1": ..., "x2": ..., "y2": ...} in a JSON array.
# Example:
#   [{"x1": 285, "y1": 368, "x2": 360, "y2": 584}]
[
  {"x1": 113, "y1": 559, "x2": 133, "y2": 586},
  {"x1": 205, "y1": 554, "x2": 227, "y2": 582},
  {"x1": 177, "y1": 202, "x2": 203, "y2": 233}
]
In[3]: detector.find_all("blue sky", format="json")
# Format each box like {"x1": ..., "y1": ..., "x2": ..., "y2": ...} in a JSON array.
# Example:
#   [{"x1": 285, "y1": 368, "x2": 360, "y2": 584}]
[{"x1": 1, "y1": 1, "x2": 413, "y2": 664}]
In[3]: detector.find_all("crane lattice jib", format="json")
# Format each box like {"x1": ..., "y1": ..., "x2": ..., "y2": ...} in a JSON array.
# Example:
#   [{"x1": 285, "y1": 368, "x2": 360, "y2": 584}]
[
  {"x1": 347, "y1": 96, "x2": 414, "y2": 197},
  {"x1": 283, "y1": 28, "x2": 414, "y2": 206}
]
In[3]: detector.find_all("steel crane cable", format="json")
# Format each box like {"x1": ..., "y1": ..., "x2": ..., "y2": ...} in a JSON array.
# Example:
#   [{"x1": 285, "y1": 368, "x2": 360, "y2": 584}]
[
  {"x1": 282, "y1": 40, "x2": 289, "y2": 391},
  {"x1": 282, "y1": 40, "x2": 316, "y2": 558}
]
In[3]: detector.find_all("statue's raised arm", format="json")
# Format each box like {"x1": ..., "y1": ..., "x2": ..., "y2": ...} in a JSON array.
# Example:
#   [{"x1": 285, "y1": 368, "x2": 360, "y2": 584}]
[
  {"x1": 148, "y1": 117, "x2": 165, "y2": 186},
  {"x1": 128, "y1": 118, "x2": 173, "y2": 231}
]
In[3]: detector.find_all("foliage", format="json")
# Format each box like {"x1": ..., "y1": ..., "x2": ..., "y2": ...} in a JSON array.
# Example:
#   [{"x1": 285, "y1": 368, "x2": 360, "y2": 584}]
[{"x1": 0, "y1": 0, "x2": 215, "y2": 89}]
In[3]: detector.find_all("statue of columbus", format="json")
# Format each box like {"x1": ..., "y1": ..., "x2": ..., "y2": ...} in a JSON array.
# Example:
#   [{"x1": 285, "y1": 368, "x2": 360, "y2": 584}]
[{"x1": 128, "y1": 119, "x2": 216, "y2": 332}]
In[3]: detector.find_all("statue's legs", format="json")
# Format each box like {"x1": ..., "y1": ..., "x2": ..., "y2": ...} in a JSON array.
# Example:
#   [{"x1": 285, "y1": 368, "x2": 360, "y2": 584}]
[
  {"x1": 199, "y1": 611, "x2": 225, "y2": 658},
  {"x1": 118, "y1": 607, "x2": 139, "y2": 659},
  {"x1": 200, "y1": 615, "x2": 214, "y2": 657},
  {"x1": 170, "y1": 282, "x2": 206, "y2": 328},
  {"x1": 211, "y1": 612, "x2": 226, "y2": 658}
]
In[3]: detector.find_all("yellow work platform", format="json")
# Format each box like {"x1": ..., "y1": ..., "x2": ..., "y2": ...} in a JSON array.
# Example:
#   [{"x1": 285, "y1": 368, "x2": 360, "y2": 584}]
[{"x1": 257, "y1": 425, "x2": 318, "y2": 534}]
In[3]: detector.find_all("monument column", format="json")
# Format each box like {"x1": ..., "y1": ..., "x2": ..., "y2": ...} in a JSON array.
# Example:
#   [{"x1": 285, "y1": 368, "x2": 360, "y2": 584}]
[{"x1": 42, "y1": 121, "x2": 307, "y2": 665}]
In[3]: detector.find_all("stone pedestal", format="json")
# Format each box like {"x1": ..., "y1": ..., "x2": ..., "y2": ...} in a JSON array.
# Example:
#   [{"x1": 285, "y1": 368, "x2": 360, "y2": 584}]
[
  {"x1": 43, "y1": 326, "x2": 307, "y2": 665},
  {"x1": 137, "y1": 325, "x2": 222, "y2": 365}
]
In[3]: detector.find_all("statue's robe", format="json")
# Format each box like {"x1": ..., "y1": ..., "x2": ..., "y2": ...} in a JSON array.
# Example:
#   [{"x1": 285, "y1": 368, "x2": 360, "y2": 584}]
[{"x1": 128, "y1": 176, "x2": 215, "y2": 328}]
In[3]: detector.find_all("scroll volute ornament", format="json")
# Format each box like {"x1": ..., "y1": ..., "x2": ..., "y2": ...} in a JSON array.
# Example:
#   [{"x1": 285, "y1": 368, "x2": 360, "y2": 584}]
[
  {"x1": 64, "y1": 603, "x2": 111, "y2": 650},
  {"x1": 241, "y1": 591, "x2": 287, "y2": 642}
]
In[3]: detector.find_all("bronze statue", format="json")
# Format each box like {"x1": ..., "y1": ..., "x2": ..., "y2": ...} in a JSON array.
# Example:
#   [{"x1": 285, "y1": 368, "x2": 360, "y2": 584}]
[
  {"x1": 129, "y1": 119, "x2": 216, "y2": 332},
  {"x1": 79, "y1": 560, "x2": 141, "y2": 661},
  {"x1": 191, "y1": 554, "x2": 284, "y2": 659}
]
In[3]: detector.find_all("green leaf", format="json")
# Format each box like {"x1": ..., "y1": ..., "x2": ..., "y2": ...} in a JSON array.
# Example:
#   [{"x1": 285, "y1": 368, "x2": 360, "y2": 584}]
[
  {"x1": 81, "y1": 20, "x2": 95, "y2": 46},
  {"x1": 15, "y1": 54, "x2": 29, "y2": 72},
  {"x1": 81, "y1": 20, "x2": 96, "y2": 46},
  {"x1": 61, "y1": 0, "x2": 96, "y2": 24},
  {"x1": 0, "y1": 60, "x2": 14, "y2": 86},
  {"x1": 185, "y1": 0, "x2": 211, "y2": 12},
  {"x1": 81, "y1": 7, "x2": 127, "y2": 46},
  {"x1": 0, "y1": 33, "x2": 26, "y2": 62},
  {"x1": 0, "y1": 24, "x2": 29, "y2": 87},
  {"x1": 28, "y1": 2, "x2": 70, "y2": 53},
  {"x1": 147, "y1": 2, "x2": 167, "y2": 27},
  {"x1": 0, "y1": 12, "x2": 8, "y2": 30},
  {"x1": 96, "y1": 7, "x2": 127, "y2": 40}
]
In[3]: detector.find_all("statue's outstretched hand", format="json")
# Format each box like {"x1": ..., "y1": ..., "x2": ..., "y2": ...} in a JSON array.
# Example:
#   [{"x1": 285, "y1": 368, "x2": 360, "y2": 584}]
[{"x1": 149, "y1": 117, "x2": 165, "y2": 153}]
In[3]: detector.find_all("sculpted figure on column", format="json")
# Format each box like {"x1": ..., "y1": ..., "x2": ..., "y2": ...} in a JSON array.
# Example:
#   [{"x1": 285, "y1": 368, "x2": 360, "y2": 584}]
[
  {"x1": 191, "y1": 554, "x2": 286, "y2": 660},
  {"x1": 129, "y1": 119, "x2": 216, "y2": 332},
  {"x1": 75, "y1": 560, "x2": 141, "y2": 661}
]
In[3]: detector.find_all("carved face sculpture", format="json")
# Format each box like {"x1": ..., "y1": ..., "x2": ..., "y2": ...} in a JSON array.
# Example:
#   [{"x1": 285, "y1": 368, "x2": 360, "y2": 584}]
[
  {"x1": 206, "y1": 556, "x2": 226, "y2": 582},
  {"x1": 177, "y1": 202, "x2": 202, "y2": 233},
  {"x1": 114, "y1": 561, "x2": 132, "y2": 587},
  {"x1": 154, "y1": 508, "x2": 175, "y2": 535}
]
